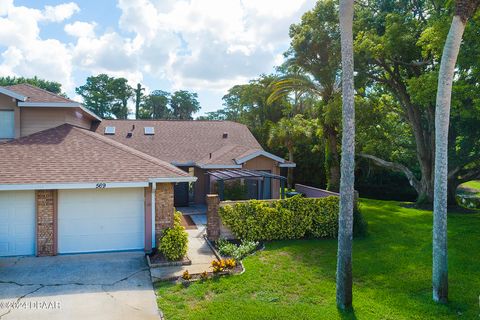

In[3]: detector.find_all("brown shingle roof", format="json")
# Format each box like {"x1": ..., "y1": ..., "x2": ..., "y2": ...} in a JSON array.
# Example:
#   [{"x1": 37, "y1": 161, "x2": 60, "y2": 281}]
[
  {"x1": 94, "y1": 120, "x2": 263, "y2": 166},
  {"x1": 4, "y1": 83, "x2": 77, "y2": 103},
  {"x1": 0, "y1": 124, "x2": 189, "y2": 185}
]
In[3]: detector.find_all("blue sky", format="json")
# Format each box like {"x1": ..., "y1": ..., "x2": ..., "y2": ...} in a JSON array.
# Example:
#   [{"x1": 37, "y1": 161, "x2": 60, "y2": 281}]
[{"x1": 0, "y1": 0, "x2": 315, "y2": 116}]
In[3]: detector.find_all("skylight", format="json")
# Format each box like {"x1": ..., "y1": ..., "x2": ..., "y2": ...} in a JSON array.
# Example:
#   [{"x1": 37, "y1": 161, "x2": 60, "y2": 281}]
[
  {"x1": 144, "y1": 127, "x2": 155, "y2": 135},
  {"x1": 104, "y1": 126, "x2": 116, "y2": 135}
]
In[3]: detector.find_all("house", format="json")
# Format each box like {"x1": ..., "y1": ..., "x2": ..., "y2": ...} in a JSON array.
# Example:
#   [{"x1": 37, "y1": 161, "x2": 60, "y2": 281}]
[{"x1": 0, "y1": 84, "x2": 293, "y2": 257}]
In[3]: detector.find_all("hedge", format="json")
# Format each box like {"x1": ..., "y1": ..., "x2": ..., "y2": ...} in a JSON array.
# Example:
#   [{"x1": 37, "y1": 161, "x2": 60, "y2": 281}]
[{"x1": 219, "y1": 196, "x2": 367, "y2": 241}]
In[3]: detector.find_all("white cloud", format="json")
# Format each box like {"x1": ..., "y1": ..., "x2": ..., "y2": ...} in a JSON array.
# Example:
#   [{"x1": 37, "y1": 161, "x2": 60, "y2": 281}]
[
  {"x1": 64, "y1": 21, "x2": 96, "y2": 38},
  {"x1": 0, "y1": 0, "x2": 316, "y2": 113},
  {"x1": 0, "y1": 0, "x2": 13, "y2": 16},
  {"x1": 42, "y1": 2, "x2": 79, "y2": 22}
]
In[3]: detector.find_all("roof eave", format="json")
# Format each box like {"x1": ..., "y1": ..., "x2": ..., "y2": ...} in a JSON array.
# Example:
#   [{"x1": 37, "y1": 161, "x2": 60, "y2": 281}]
[
  {"x1": 235, "y1": 150, "x2": 286, "y2": 164},
  {"x1": 279, "y1": 163, "x2": 296, "y2": 168},
  {"x1": 0, "y1": 87, "x2": 27, "y2": 101}
]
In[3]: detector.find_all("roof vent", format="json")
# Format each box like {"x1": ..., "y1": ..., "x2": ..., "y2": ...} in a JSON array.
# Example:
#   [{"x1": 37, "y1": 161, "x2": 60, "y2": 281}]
[
  {"x1": 144, "y1": 127, "x2": 155, "y2": 135},
  {"x1": 222, "y1": 132, "x2": 228, "y2": 139},
  {"x1": 126, "y1": 132, "x2": 133, "y2": 138},
  {"x1": 104, "y1": 126, "x2": 115, "y2": 135}
]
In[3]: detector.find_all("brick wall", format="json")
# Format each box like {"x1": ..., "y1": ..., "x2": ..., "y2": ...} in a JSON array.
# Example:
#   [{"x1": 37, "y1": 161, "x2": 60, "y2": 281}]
[
  {"x1": 206, "y1": 194, "x2": 221, "y2": 241},
  {"x1": 36, "y1": 190, "x2": 57, "y2": 256},
  {"x1": 155, "y1": 183, "x2": 174, "y2": 244}
]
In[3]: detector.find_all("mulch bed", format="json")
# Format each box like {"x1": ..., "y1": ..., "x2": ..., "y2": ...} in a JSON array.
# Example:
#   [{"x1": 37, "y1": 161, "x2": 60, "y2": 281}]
[
  {"x1": 148, "y1": 250, "x2": 191, "y2": 267},
  {"x1": 180, "y1": 214, "x2": 197, "y2": 229}
]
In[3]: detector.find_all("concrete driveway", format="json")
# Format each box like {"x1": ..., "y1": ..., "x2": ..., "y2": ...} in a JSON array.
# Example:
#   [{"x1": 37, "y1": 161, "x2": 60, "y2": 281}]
[{"x1": 0, "y1": 252, "x2": 160, "y2": 320}]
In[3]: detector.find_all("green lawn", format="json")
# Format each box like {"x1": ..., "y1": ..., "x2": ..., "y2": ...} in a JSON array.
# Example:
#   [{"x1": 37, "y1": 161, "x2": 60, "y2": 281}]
[{"x1": 156, "y1": 199, "x2": 480, "y2": 319}]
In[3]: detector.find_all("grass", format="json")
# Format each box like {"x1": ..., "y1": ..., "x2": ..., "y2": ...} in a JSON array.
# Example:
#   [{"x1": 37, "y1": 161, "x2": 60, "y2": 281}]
[{"x1": 155, "y1": 199, "x2": 480, "y2": 319}]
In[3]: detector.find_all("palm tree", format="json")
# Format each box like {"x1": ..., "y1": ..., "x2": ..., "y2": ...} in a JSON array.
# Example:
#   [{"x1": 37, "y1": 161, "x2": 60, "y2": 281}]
[
  {"x1": 433, "y1": 0, "x2": 480, "y2": 304},
  {"x1": 268, "y1": 115, "x2": 312, "y2": 188},
  {"x1": 336, "y1": 0, "x2": 355, "y2": 310},
  {"x1": 268, "y1": 73, "x2": 342, "y2": 192}
]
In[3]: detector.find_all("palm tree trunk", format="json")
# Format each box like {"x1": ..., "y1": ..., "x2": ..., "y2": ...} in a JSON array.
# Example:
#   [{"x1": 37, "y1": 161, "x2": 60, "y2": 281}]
[
  {"x1": 336, "y1": 0, "x2": 355, "y2": 310},
  {"x1": 433, "y1": 14, "x2": 466, "y2": 304}
]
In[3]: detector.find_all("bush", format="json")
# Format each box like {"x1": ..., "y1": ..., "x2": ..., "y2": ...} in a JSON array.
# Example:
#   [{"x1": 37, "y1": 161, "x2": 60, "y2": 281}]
[
  {"x1": 158, "y1": 211, "x2": 188, "y2": 261},
  {"x1": 219, "y1": 196, "x2": 367, "y2": 241},
  {"x1": 217, "y1": 238, "x2": 259, "y2": 260},
  {"x1": 223, "y1": 180, "x2": 249, "y2": 200}
]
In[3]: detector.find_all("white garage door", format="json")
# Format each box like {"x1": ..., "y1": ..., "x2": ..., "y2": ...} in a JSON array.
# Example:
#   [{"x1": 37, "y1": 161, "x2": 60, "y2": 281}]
[
  {"x1": 58, "y1": 188, "x2": 145, "y2": 254},
  {"x1": 0, "y1": 191, "x2": 36, "y2": 257}
]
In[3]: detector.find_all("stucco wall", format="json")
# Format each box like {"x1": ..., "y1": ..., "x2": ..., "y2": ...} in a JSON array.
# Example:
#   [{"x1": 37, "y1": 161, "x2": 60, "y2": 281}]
[
  {"x1": 0, "y1": 94, "x2": 20, "y2": 138},
  {"x1": 243, "y1": 155, "x2": 281, "y2": 199},
  {"x1": 20, "y1": 107, "x2": 92, "y2": 136}
]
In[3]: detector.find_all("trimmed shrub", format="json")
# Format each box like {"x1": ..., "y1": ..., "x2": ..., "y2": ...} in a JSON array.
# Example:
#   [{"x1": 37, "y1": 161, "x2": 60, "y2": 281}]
[
  {"x1": 219, "y1": 196, "x2": 367, "y2": 241},
  {"x1": 159, "y1": 211, "x2": 188, "y2": 260}
]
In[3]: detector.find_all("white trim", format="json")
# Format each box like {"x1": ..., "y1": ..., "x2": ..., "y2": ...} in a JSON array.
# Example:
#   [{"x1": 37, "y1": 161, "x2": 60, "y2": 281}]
[
  {"x1": 79, "y1": 105, "x2": 102, "y2": 121},
  {"x1": 198, "y1": 164, "x2": 242, "y2": 169},
  {"x1": 279, "y1": 163, "x2": 296, "y2": 168},
  {"x1": 18, "y1": 102, "x2": 102, "y2": 121},
  {"x1": 0, "y1": 181, "x2": 149, "y2": 191},
  {"x1": 0, "y1": 87, "x2": 27, "y2": 101},
  {"x1": 18, "y1": 102, "x2": 81, "y2": 107},
  {"x1": 148, "y1": 176, "x2": 197, "y2": 183},
  {"x1": 235, "y1": 150, "x2": 286, "y2": 164},
  {"x1": 151, "y1": 182, "x2": 156, "y2": 249}
]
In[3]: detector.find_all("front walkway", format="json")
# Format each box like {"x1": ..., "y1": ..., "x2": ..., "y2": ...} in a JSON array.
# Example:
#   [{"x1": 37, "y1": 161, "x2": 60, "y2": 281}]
[
  {"x1": 0, "y1": 252, "x2": 159, "y2": 320},
  {"x1": 150, "y1": 226, "x2": 217, "y2": 281}
]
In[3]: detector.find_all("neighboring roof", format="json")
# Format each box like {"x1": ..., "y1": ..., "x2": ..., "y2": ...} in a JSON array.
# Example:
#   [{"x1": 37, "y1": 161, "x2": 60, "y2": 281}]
[
  {"x1": 2, "y1": 84, "x2": 102, "y2": 121},
  {"x1": 4, "y1": 83, "x2": 76, "y2": 103},
  {"x1": 0, "y1": 124, "x2": 194, "y2": 190},
  {"x1": 94, "y1": 120, "x2": 265, "y2": 166}
]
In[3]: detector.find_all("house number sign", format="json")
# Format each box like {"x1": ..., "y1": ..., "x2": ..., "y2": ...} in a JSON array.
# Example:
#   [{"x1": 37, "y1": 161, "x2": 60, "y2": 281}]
[{"x1": 96, "y1": 183, "x2": 107, "y2": 189}]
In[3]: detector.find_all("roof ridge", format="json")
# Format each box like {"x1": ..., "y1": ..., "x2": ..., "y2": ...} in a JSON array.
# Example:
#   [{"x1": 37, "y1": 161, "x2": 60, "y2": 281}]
[
  {"x1": 71, "y1": 126, "x2": 188, "y2": 177},
  {"x1": 7, "y1": 83, "x2": 75, "y2": 103}
]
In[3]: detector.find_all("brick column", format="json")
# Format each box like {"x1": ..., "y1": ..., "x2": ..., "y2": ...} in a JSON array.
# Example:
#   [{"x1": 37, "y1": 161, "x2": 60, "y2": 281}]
[
  {"x1": 206, "y1": 194, "x2": 220, "y2": 241},
  {"x1": 36, "y1": 190, "x2": 57, "y2": 256},
  {"x1": 155, "y1": 183, "x2": 174, "y2": 244}
]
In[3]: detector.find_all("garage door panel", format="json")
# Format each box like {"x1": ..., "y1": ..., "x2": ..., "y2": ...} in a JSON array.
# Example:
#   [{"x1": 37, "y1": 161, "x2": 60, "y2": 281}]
[
  {"x1": 58, "y1": 188, "x2": 145, "y2": 254},
  {"x1": 0, "y1": 191, "x2": 35, "y2": 257}
]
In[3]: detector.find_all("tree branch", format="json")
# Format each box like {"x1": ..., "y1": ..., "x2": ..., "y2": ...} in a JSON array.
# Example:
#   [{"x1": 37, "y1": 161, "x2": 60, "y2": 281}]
[{"x1": 358, "y1": 153, "x2": 421, "y2": 193}]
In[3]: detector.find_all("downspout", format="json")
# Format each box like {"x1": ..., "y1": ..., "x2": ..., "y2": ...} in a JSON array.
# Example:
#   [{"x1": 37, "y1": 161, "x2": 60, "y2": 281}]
[{"x1": 151, "y1": 182, "x2": 156, "y2": 249}]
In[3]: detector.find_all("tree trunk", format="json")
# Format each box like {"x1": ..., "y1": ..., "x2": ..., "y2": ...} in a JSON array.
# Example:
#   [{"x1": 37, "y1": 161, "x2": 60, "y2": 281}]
[
  {"x1": 287, "y1": 149, "x2": 294, "y2": 189},
  {"x1": 447, "y1": 177, "x2": 459, "y2": 206},
  {"x1": 325, "y1": 125, "x2": 341, "y2": 192},
  {"x1": 336, "y1": 0, "x2": 355, "y2": 310},
  {"x1": 433, "y1": 14, "x2": 466, "y2": 304}
]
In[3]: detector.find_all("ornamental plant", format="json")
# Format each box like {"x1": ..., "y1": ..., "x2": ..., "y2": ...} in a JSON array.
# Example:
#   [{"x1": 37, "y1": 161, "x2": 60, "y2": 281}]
[{"x1": 158, "y1": 211, "x2": 188, "y2": 261}]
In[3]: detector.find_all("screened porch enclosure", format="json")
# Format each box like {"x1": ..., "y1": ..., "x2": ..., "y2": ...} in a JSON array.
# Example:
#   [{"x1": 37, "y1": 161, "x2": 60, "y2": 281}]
[{"x1": 207, "y1": 169, "x2": 287, "y2": 201}]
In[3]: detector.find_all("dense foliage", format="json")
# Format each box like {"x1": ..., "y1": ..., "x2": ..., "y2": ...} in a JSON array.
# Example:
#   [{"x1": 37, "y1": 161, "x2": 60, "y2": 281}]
[
  {"x1": 219, "y1": 196, "x2": 367, "y2": 241},
  {"x1": 75, "y1": 75, "x2": 200, "y2": 120},
  {"x1": 201, "y1": 0, "x2": 480, "y2": 204},
  {"x1": 158, "y1": 211, "x2": 188, "y2": 261}
]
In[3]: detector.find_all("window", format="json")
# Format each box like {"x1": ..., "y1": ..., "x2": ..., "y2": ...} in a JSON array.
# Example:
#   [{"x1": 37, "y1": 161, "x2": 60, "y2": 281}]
[
  {"x1": 0, "y1": 111, "x2": 14, "y2": 139},
  {"x1": 104, "y1": 126, "x2": 116, "y2": 135},
  {"x1": 144, "y1": 127, "x2": 155, "y2": 135}
]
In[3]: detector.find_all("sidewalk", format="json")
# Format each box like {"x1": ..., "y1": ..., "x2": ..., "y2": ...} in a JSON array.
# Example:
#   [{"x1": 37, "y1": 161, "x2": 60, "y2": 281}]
[{"x1": 150, "y1": 226, "x2": 217, "y2": 281}]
